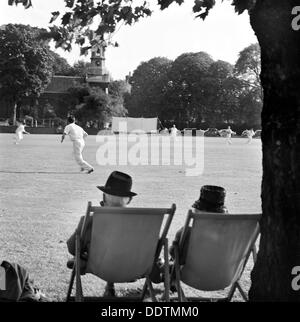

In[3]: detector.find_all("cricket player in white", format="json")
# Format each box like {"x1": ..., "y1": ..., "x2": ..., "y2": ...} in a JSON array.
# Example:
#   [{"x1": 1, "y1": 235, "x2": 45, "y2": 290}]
[
  {"x1": 61, "y1": 116, "x2": 94, "y2": 174},
  {"x1": 219, "y1": 126, "x2": 236, "y2": 145},
  {"x1": 170, "y1": 124, "x2": 178, "y2": 137},
  {"x1": 242, "y1": 129, "x2": 256, "y2": 144},
  {"x1": 14, "y1": 120, "x2": 30, "y2": 144}
]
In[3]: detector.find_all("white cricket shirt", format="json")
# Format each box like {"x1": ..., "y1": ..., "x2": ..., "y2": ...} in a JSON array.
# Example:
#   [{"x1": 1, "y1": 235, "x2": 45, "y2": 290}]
[
  {"x1": 63, "y1": 123, "x2": 87, "y2": 141},
  {"x1": 16, "y1": 124, "x2": 25, "y2": 133}
]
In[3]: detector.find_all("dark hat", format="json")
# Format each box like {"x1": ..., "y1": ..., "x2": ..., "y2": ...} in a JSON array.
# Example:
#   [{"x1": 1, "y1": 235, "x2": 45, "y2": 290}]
[
  {"x1": 67, "y1": 115, "x2": 75, "y2": 123},
  {"x1": 192, "y1": 185, "x2": 228, "y2": 213},
  {"x1": 97, "y1": 171, "x2": 137, "y2": 197}
]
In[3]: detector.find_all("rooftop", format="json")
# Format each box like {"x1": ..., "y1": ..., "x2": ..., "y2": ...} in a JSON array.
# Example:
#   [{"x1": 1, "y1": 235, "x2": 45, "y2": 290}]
[{"x1": 44, "y1": 76, "x2": 85, "y2": 94}]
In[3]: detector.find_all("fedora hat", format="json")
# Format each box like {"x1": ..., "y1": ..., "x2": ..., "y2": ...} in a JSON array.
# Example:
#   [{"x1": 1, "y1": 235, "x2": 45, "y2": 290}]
[
  {"x1": 192, "y1": 185, "x2": 228, "y2": 213},
  {"x1": 97, "y1": 171, "x2": 137, "y2": 197}
]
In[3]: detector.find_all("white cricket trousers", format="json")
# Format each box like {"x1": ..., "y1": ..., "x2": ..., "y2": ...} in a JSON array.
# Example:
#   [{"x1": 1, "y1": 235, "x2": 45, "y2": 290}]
[
  {"x1": 15, "y1": 132, "x2": 23, "y2": 144},
  {"x1": 72, "y1": 139, "x2": 93, "y2": 171}
]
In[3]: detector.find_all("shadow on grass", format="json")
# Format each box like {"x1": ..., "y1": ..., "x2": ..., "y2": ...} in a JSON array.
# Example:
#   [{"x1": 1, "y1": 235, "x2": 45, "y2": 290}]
[
  {"x1": 67, "y1": 286, "x2": 165, "y2": 302},
  {"x1": 117, "y1": 285, "x2": 165, "y2": 302}
]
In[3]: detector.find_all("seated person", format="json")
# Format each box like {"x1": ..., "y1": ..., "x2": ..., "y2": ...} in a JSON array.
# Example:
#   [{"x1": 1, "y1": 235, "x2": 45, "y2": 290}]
[
  {"x1": 66, "y1": 171, "x2": 137, "y2": 297},
  {"x1": 170, "y1": 185, "x2": 228, "y2": 265},
  {"x1": 149, "y1": 185, "x2": 229, "y2": 287},
  {"x1": 0, "y1": 261, "x2": 49, "y2": 302}
]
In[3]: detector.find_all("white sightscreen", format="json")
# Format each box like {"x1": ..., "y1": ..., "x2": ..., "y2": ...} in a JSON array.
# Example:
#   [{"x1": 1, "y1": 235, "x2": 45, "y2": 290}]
[{"x1": 112, "y1": 117, "x2": 158, "y2": 133}]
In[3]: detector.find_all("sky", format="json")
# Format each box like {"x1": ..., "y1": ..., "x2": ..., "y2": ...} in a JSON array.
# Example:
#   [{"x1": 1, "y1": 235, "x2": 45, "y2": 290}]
[{"x1": 0, "y1": 0, "x2": 258, "y2": 80}]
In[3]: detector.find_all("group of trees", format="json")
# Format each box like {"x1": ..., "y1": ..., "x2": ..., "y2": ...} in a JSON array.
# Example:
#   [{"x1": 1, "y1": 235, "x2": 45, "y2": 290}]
[
  {"x1": 50, "y1": 51, "x2": 93, "y2": 77},
  {"x1": 0, "y1": 24, "x2": 53, "y2": 124},
  {"x1": 65, "y1": 81, "x2": 128, "y2": 128},
  {"x1": 125, "y1": 44, "x2": 262, "y2": 129},
  {"x1": 0, "y1": 23, "x2": 128, "y2": 125},
  {"x1": 0, "y1": 22, "x2": 261, "y2": 130}
]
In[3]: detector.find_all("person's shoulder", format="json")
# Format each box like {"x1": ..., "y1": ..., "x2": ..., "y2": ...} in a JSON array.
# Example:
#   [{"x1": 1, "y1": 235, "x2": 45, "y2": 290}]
[
  {"x1": 74, "y1": 123, "x2": 84, "y2": 130},
  {"x1": 80, "y1": 125, "x2": 87, "y2": 133}
]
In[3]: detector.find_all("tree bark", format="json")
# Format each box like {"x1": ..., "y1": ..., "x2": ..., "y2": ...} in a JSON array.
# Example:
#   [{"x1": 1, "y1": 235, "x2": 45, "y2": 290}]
[
  {"x1": 12, "y1": 101, "x2": 17, "y2": 126},
  {"x1": 12, "y1": 99, "x2": 22, "y2": 125},
  {"x1": 249, "y1": 0, "x2": 300, "y2": 301}
]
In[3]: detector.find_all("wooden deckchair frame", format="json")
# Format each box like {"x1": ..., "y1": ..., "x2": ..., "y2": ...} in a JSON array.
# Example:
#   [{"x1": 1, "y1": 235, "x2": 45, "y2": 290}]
[
  {"x1": 170, "y1": 210, "x2": 261, "y2": 302},
  {"x1": 66, "y1": 202, "x2": 176, "y2": 302}
]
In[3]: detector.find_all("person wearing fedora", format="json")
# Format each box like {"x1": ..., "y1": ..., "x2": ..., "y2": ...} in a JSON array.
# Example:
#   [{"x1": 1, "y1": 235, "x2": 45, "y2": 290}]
[
  {"x1": 66, "y1": 171, "x2": 137, "y2": 297},
  {"x1": 169, "y1": 185, "x2": 228, "y2": 265}
]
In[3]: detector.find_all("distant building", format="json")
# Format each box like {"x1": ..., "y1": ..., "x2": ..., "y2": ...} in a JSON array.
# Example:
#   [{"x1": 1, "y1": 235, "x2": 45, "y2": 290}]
[
  {"x1": 0, "y1": 41, "x2": 111, "y2": 120},
  {"x1": 85, "y1": 40, "x2": 110, "y2": 92},
  {"x1": 39, "y1": 41, "x2": 110, "y2": 114}
]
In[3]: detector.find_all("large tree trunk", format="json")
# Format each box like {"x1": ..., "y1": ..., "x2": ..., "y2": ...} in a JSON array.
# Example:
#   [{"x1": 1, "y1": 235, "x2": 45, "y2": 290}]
[
  {"x1": 249, "y1": 0, "x2": 300, "y2": 301},
  {"x1": 12, "y1": 102, "x2": 17, "y2": 126},
  {"x1": 12, "y1": 100, "x2": 21, "y2": 125}
]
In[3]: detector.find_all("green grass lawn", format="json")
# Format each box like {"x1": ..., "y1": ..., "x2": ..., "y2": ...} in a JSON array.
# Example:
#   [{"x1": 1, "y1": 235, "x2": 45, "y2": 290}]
[{"x1": 0, "y1": 133, "x2": 262, "y2": 301}]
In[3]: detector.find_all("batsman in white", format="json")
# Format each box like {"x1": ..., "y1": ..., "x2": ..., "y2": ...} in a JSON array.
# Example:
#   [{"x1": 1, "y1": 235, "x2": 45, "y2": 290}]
[
  {"x1": 14, "y1": 120, "x2": 30, "y2": 144},
  {"x1": 61, "y1": 116, "x2": 94, "y2": 174}
]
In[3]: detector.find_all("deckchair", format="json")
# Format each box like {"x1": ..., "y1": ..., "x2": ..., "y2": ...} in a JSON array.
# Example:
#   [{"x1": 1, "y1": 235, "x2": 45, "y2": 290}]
[
  {"x1": 170, "y1": 210, "x2": 261, "y2": 302},
  {"x1": 66, "y1": 202, "x2": 176, "y2": 302}
]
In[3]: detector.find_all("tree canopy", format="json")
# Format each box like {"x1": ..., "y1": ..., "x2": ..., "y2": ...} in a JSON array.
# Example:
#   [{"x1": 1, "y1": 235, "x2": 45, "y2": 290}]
[
  {"x1": 0, "y1": 23, "x2": 53, "y2": 123},
  {"x1": 235, "y1": 43, "x2": 261, "y2": 97},
  {"x1": 126, "y1": 57, "x2": 172, "y2": 118},
  {"x1": 0, "y1": 24, "x2": 53, "y2": 100},
  {"x1": 8, "y1": 1, "x2": 257, "y2": 53},
  {"x1": 65, "y1": 84, "x2": 127, "y2": 126},
  {"x1": 49, "y1": 51, "x2": 73, "y2": 76},
  {"x1": 164, "y1": 52, "x2": 214, "y2": 124},
  {"x1": 108, "y1": 79, "x2": 131, "y2": 99}
]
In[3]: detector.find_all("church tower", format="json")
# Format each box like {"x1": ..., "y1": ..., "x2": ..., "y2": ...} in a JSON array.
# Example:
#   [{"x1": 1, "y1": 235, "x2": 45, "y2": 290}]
[{"x1": 86, "y1": 40, "x2": 110, "y2": 93}]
